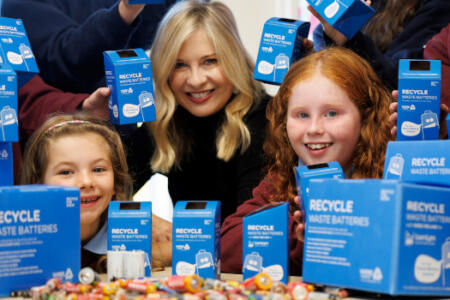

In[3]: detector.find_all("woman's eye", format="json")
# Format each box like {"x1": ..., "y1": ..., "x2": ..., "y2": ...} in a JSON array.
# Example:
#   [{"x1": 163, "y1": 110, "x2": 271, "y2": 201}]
[
  {"x1": 326, "y1": 111, "x2": 337, "y2": 117},
  {"x1": 298, "y1": 112, "x2": 308, "y2": 119},
  {"x1": 174, "y1": 62, "x2": 186, "y2": 69},
  {"x1": 204, "y1": 58, "x2": 217, "y2": 65}
]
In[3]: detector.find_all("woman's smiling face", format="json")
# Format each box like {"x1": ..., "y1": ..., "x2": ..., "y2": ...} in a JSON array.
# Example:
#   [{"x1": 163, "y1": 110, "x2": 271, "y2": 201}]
[{"x1": 169, "y1": 29, "x2": 233, "y2": 117}]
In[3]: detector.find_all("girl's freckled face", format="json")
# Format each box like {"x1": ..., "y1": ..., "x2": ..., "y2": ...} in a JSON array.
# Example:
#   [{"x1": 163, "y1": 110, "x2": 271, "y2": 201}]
[{"x1": 286, "y1": 73, "x2": 361, "y2": 170}]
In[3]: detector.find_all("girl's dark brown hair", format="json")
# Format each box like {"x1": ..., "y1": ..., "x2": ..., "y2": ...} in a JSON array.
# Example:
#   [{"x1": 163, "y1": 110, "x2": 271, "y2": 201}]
[
  {"x1": 364, "y1": 0, "x2": 421, "y2": 53},
  {"x1": 21, "y1": 112, "x2": 132, "y2": 200},
  {"x1": 264, "y1": 47, "x2": 392, "y2": 208}
]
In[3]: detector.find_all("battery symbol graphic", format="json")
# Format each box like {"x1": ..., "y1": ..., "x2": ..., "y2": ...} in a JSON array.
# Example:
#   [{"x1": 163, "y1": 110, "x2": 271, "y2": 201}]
[
  {"x1": 243, "y1": 251, "x2": 263, "y2": 272},
  {"x1": 1, "y1": 106, "x2": 18, "y2": 141},
  {"x1": 273, "y1": 53, "x2": 289, "y2": 82},
  {"x1": 421, "y1": 110, "x2": 439, "y2": 140}
]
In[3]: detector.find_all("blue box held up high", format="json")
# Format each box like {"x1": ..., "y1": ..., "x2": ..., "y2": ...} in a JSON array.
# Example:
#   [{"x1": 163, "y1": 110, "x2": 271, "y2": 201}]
[
  {"x1": 383, "y1": 140, "x2": 450, "y2": 187},
  {"x1": 0, "y1": 17, "x2": 39, "y2": 87},
  {"x1": 104, "y1": 48, "x2": 156, "y2": 124},
  {"x1": 0, "y1": 142, "x2": 13, "y2": 185},
  {"x1": 243, "y1": 202, "x2": 289, "y2": 283},
  {"x1": 303, "y1": 179, "x2": 450, "y2": 296},
  {"x1": 397, "y1": 59, "x2": 441, "y2": 141},
  {"x1": 108, "y1": 201, "x2": 152, "y2": 276},
  {"x1": 295, "y1": 161, "x2": 344, "y2": 220},
  {"x1": 253, "y1": 18, "x2": 310, "y2": 85},
  {"x1": 306, "y1": 0, "x2": 374, "y2": 39},
  {"x1": 0, "y1": 185, "x2": 80, "y2": 297},
  {"x1": 172, "y1": 201, "x2": 221, "y2": 279},
  {"x1": 0, "y1": 63, "x2": 17, "y2": 142}
]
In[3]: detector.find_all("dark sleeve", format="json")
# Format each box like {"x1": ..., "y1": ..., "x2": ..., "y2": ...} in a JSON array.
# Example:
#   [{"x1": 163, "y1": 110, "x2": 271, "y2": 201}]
[
  {"x1": 220, "y1": 176, "x2": 304, "y2": 275},
  {"x1": 319, "y1": 0, "x2": 450, "y2": 91},
  {"x1": 18, "y1": 75, "x2": 88, "y2": 138},
  {"x1": 289, "y1": 215, "x2": 303, "y2": 276},
  {"x1": 384, "y1": 0, "x2": 450, "y2": 60},
  {"x1": 344, "y1": 31, "x2": 398, "y2": 90},
  {"x1": 234, "y1": 94, "x2": 269, "y2": 205},
  {"x1": 424, "y1": 24, "x2": 450, "y2": 108},
  {"x1": 125, "y1": 124, "x2": 155, "y2": 192},
  {"x1": 125, "y1": 0, "x2": 177, "y2": 50},
  {"x1": 2, "y1": 0, "x2": 134, "y2": 93}
]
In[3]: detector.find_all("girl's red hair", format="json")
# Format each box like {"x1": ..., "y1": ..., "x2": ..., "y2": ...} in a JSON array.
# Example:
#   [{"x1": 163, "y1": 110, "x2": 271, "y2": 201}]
[{"x1": 264, "y1": 47, "x2": 392, "y2": 208}]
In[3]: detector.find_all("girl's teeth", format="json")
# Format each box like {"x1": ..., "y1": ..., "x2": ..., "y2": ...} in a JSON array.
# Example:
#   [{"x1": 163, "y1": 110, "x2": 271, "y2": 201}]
[
  {"x1": 308, "y1": 143, "x2": 330, "y2": 150},
  {"x1": 81, "y1": 196, "x2": 98, "y2": 203}
]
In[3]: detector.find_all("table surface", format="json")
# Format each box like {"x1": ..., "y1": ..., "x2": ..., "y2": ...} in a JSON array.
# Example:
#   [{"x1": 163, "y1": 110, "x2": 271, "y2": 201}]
[{"x1": 2, "y1": 267, "x2": 450, "y2": 300}]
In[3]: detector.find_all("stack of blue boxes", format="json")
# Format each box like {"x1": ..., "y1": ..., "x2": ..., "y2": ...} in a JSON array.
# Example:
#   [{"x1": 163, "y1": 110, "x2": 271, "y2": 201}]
[
  {"x1": 0, "y1": 17, "x2": 82, "y2": 297},
  {"x1": 0, "y1": 16, "x2": 39, "y2": 186}
]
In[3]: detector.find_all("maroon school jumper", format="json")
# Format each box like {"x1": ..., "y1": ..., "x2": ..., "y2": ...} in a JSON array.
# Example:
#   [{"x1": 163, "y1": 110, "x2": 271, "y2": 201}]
[{"x1": 220, "y1": 175, "x2": 304, "y2": 275}]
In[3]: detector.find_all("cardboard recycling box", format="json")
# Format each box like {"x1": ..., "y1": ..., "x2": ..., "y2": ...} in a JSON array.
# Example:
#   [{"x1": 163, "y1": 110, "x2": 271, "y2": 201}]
[
  {"x1": 253, "y1": 17, "x2": 310, "y2": 85},
  {"x1": 243, "y1": 202, "x2": 289, "y2": 283},
  {"x1": 104, "y1": 48, "x2": 156, "y2": 124},
  {"x1": 384, "y1": 140, "x2": 450, "y2": 187},
  {"x1": 303, "y1": 178, "x2": 450, "y2": 296},
  {"x1": 172, "y1": 201, "x2": 221, "y2": 279},
  {"x1": 0, "y1": 185, "x2": 80, "y2": 296},
  {"x1": 0, "y1": 17, "x2": 39, "y2": 87},
  {"x1": 306, "y1": 0, "x2": 374, "y2": 39}
]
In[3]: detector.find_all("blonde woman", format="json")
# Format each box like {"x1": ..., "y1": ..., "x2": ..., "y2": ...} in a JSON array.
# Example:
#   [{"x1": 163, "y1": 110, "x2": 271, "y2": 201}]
[{"x1": 127, "y1": 0, "x2": 269, "y2": 220}]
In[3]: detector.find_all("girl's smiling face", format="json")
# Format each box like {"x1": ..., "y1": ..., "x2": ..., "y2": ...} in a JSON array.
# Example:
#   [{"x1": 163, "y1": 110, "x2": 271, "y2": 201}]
[
  {"x1": 286, "y1": 73, "x2": 361, "y2": 171},
  {"x1": 43, "y1": 132, "x2": 115, "y2": 238}
]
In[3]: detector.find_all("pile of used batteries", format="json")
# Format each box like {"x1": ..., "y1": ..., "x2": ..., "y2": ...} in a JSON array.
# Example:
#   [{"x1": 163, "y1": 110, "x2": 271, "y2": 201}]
[{"x1": 21, "y1": 268, "x2": 348, "y2": 300}]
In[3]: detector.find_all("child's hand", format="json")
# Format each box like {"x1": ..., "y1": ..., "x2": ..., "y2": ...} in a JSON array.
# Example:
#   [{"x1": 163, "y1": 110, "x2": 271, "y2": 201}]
[
  {"x1": 307, "y1": 5, "x2": 348, "y2": 46},
  {"x1": 81, "y1": 87, "x2": 110, "y2": 120},
  {"x1": 390, "y1": 90, "x2": 450, "y2": 139},
  {"x1": 302, "y1": 38, "x2": 314, "y2": 55},
  {"x1": 151, "y1": 215, "x2": 172, "y2": 268},
  {"x1": 152, "y1": 215, "x2": 172, "y2": 243},
  {"x1": 293, "y1": 196, "x2": 305, "y2": 243},
  {"x1": 119, "y1": 0, "x2": 145, "y2": 25},
  {"x1": 439, "y1": 104, "x2": 449, "y2": 139},
  {"x1": 389, "y1": 90, "x2": 398, "y2": 137}
]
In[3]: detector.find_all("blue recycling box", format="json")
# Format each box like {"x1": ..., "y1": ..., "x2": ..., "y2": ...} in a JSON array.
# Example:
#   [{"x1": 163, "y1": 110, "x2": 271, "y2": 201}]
[
  {"x1": 243, "y1": 202, "x2": 289, "y2": 283},
  {"x1": 254, "y1": 18, "x2": 310, "y2": 85},
  {"x1": 0, "y1": 185, "x2": 80, "y2": 296},
  {"x1": 103, "y1": 48, "x2": 156, "y2": 124},
  {"x1": 383, "y1": 140, "x2": 450, "y2": 187},
  {"x1": 0, "y1": 17, "x2": 39, "y2": 87},
  {"x1": 172, "y1": 201, "x2": 221, "y2": 279},
  {"x1": 0, "y1": 63, "x2": 17, "y2": 142},
  {"x1": 303, "y1": 178, "x2": 450, "y2": 296},
  {"x1": 397, "y1": 59, "x2": 441, "y2": 141},
  {"x1": 295, "y1": 161, "x2": 344, "y2": 220},
  {"x1": 306, "y1": 0, "x2": 374, "y2": 39},
  {"x1": 0, "y1": 142, "x2": 13, "y2": 185},
  {"x1": 108, "y1": 201, "x2": 152, "y2": 277}
]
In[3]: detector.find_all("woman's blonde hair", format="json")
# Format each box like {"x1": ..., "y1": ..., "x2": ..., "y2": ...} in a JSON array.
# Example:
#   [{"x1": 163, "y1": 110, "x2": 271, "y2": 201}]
[
  {"x1": 264, "y1": 47, "x2": 392, "y2": 207},
  {"x1": 148, "y1": 0, "x2": 264, "y2": 173},
  {"x1": 21, "y1": 112, "x2": 133, "y2": 201}
]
